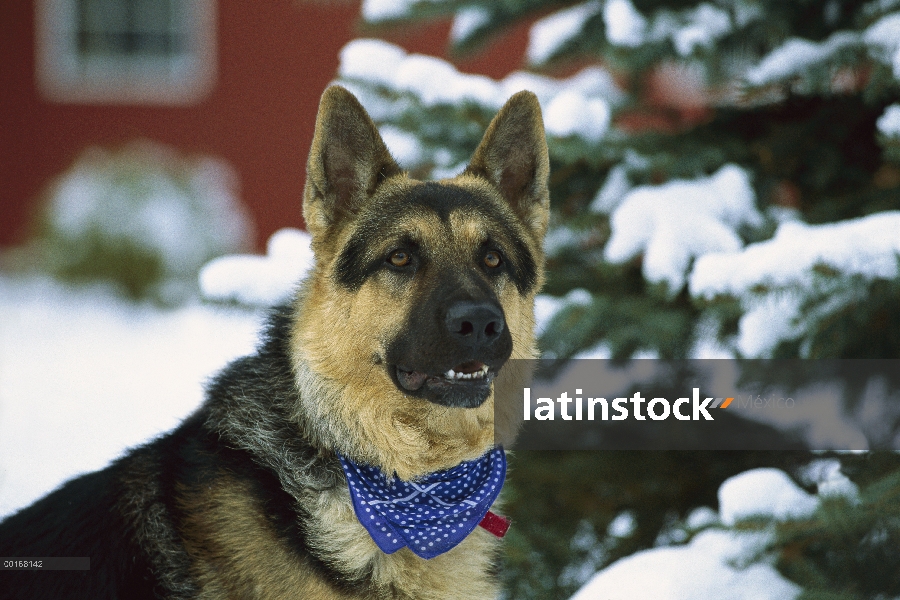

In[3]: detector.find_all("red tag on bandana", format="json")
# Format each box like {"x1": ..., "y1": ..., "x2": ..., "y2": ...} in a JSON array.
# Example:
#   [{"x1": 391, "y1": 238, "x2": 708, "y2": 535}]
[{"x1": 479, "y1": 510, "x2": 510, "y2": 538}]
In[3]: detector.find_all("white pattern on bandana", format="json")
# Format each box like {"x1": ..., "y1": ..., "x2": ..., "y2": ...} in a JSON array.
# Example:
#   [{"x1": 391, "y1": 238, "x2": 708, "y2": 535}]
[{"x1": 337, "y1": 448, "x2": 506, "y2": 559}]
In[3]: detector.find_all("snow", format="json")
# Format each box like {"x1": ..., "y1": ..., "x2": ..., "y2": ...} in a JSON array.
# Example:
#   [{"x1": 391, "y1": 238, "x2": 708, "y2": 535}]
[
  {"x1": 42, "y1": 143, "x2": 252, "y2": 291},
  {"x1": 395, "y1": 54, "x2": 500, "y2": 107},
  {"x1": 732, "y1": 292, "x2": 803, "y2": 358},
  {"x1": 589, "y1": 164, "x2": 632, "y2": 213},
  {"x1": 534, "y1": 289, "x2": 592, "y2": 336},
  {"x1": 604, "y1": 164, "x2": 762, "y2": 293},
  {"x1": 607, "y1": 511, "x2": 637, "y2": 538},
  {"x1": 864, "y1": 12, "x2": 900, "y2": 59},
  {"x1": 863, "y1": 12, "x2": 900, "y2": 78},
  {"x1": 451, "y1": 7, "x2": 491, "y2": 43},
  {"x1": 361, "y1": 0, "x2": 451, "y2": 22},
  {"x1": 379, "y1": 125, "x2": 425, "y2": 168},
  {"x1": 338, "y1": 39, "x2": 623, "y2": 143},
  {"x1": 570, "y1": 528, "x2": 800, "y2": 600},
  {"x1": 0, "y1": 276, "x2": 263, "y2": 519},
  {"x1": 361, "y1": 0, "x2": 410, "y2": 22},
  {"x1": 690, "y1": 211, "x2": 900, "y2": 299},
  {"x1": 691, "y1": 211, "x2": 900, "y2": 357},
  {"x1": 199, "y1": 228, "x2": 314, "y2": 307},
  {"x1": 340, "y1": 40, "x2": 624, "y2": 114},
  {"x1": 877, "y1": 104, "x2": 900, "y2": 136},
  {"x1": 802, "y1": 459, "x2": 860, "y2": 501},
  {"x1": 718, "y1": 468, "x2": 818, "y2": 526},
  {"x1": 603, "y1": 0, "x2": 648, "y2": 47},
  {"x1": 744, "y1": 32, "x2": 860, "y2": 85},
  {"x1": 685, "y1": 506, "x2": 719, "y2": 530},
  {"x1": 732, "y1": 0, "x2": 765, "y2": 28},
  {"x1": 571, "y1": 466, "x2": 842, "y2": 599},
  {"x1": 743, "y1": 10, "x2": 900, "y2": 86},
  {"x1": 527, "y1": 1, "x2": 602, "y2": 64},
  {"x1": 341, "y1": 40, "x2": 500, "y2": 108},
  {"x1": 338, "y1": 39, "x2": 408, "y2": 89},
  {"x1": 671, "y1": 4, "x2": 732, "y2": 57},
  {"x1": 544, "y1": 91, "x2": 611, "y2": 141}
]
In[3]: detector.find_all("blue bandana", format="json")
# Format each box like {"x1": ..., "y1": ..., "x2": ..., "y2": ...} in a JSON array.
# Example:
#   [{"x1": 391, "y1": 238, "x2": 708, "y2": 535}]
[{"x1": 338, "y1": 448, "x2": 506, "y2": 559}]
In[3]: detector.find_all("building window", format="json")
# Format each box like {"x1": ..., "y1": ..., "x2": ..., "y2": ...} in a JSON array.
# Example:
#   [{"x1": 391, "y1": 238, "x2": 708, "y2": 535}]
[{"x1": 37, "y1": 0, "x2": 216, "y2": 105}]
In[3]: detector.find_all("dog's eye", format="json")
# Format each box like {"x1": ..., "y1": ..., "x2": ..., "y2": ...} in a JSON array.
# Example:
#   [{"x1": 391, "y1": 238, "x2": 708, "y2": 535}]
[
  {"x1": 388, "y1": 250, "x2": 411, "y2": 268},
  {"x1": 484, "y1": 251, "x2": 502, "y2": 268}
]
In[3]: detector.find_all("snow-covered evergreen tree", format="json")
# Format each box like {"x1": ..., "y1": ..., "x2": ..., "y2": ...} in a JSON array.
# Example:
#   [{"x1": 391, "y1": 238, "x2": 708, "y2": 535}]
[
  {"x1": 340, "y1": 0, "x2": 900, "y2": 364},
  {"x1": 324, "y1": 1, "x2": 900, "y2": 598}
]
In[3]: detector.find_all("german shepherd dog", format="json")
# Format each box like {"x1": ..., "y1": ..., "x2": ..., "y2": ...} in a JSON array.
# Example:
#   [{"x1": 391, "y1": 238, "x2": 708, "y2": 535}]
[{"x1": 0, "y1": 86, "x2": 549, "y2": 599}]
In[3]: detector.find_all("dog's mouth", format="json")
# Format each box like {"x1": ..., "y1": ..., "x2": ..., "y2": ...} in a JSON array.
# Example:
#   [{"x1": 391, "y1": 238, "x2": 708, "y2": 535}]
[
  {"x1": 396, "y1": 361, "x2": 492, "y2": 391},
  {"x1": 393, "y1": 360, "x2": 497, "y2": 408}
]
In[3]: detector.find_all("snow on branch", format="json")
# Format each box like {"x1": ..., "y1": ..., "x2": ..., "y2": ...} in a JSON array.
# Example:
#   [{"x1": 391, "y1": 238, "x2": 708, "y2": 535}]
[
  {"x1": 362, "y1": 0, "x2": 452, "y2": 23},
  {"x1": 600, "y1": 0, "x2": 734, "y2": 56},
  {"x1": 603, "y1": 0, "x2": 648, "y2": 48},
  {"x1": 690, "y1": 211, "x2": 900, "y2": 299},
  {"x1": 603, "y1": 164, "x2": 762, "y2": 293},
  {"x1": 337, "y1": 39, "x2": 623, "y2": 143},
  {"x1": 878, "y1": 104, "x2": 900, "y2": 137},
  {"x1": 691, "y1": 211, "x2": 900, "y2": 357},
  {"x1": 200, "y1": 228, "x2": 314, "y2": 307},
  {"x1": 864, "y1": 12, "x2": 900, "y2": 79},
  {"x1": 528, "y1": 1, "x2": 602, "y2": 64},
  {"x1": 743, "y1": 32, "x2": 861, "y2": 86}
]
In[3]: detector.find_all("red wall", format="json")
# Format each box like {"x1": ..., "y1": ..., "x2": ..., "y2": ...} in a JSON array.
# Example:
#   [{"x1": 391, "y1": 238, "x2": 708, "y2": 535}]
[{"x1": 0, "y1": 1, "x2": 530, "y2": 250}]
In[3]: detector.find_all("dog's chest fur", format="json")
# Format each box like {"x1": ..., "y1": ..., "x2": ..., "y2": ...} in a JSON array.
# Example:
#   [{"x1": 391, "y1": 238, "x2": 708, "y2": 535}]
[
  {"x1": 178, "y1": 474, "x2": 499, "y2": 599},
  {"x1": 169, "y1": 306, "x2": 502, "y2": 600}
]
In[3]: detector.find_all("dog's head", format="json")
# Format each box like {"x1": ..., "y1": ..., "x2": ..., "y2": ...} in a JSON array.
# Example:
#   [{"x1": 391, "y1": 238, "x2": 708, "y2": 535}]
[{"x1": 291, "y1": 86, "x2": 548, "y2": 479}]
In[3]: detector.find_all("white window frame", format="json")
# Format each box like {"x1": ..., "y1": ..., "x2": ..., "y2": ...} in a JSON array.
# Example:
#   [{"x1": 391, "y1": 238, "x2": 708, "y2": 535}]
[{"x1": 36, "y1": 0, "x2": 216, "y2": 105}]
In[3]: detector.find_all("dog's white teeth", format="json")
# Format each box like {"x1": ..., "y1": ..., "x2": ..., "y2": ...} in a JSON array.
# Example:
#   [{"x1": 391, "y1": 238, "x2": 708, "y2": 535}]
[{"x1": 443, "y1": 366, "x2": 490, "y2": 380}]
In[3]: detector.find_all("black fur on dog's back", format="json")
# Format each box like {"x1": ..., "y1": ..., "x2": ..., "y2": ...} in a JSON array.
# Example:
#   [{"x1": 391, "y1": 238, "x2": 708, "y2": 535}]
[
  {"x1": 0, "y1": 453, "x2": 160, "y2": 599},
  {"x1": 0, "y1": 307, "x2": 354, "y2": 599}
]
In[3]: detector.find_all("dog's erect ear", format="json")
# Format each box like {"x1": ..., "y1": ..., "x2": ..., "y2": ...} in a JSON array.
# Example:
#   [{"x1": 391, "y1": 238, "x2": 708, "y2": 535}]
[
  {"x1": 466, "y1": 91, "x2": 550, "y2": 237},
  {"x1": 303, "y1": 86, "x2": 401, "y2": 237}
]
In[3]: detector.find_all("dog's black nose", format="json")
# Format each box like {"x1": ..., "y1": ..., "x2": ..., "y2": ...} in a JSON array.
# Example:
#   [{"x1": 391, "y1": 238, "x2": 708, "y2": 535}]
[{"x1": 445, "y1": 301, "x2": 505, "y2": 349}]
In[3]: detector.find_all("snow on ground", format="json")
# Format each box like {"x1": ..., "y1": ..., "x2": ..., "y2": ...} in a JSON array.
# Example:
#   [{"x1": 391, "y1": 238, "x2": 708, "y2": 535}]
[
  {"x1": 571, "y1": 465, "x2": 861, "y2": 600},
  {"x1": 0, "y1": 276, "x2": 264, "y2": 519},
  {"x1": 604, "y1": 164, "x2": 762, "y2": 293}
]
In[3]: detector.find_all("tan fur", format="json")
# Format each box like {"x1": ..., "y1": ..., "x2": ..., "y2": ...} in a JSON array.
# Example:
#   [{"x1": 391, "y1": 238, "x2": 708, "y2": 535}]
[
  {"x1": 179, "y1": 476, "x2": 346, "y2": 599},
  {"x1": 179, "y1": 473, "x2": 500, "y2": 599}
]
